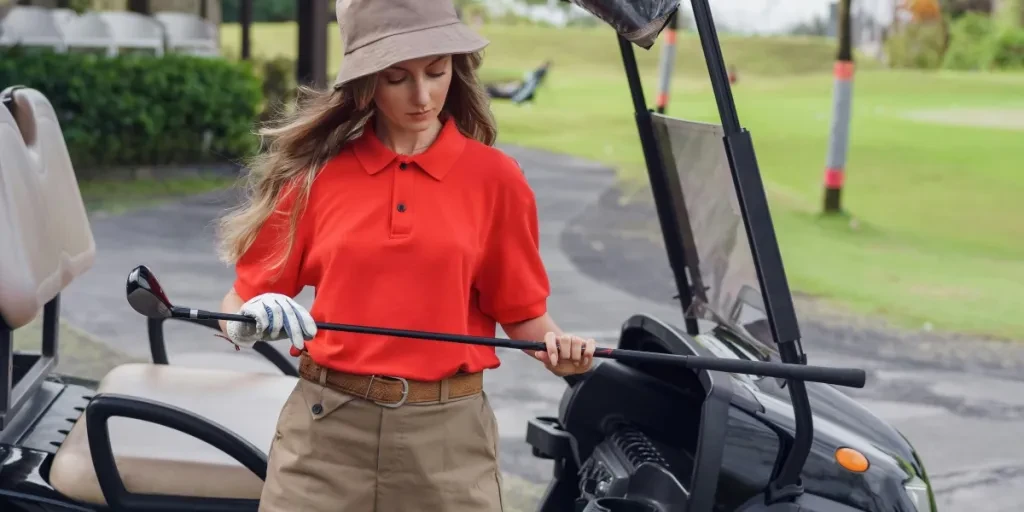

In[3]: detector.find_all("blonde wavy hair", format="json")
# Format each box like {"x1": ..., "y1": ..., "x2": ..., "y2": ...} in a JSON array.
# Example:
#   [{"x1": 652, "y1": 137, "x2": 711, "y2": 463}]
[{"x1": 216, "y1": 52, "x2": 497, "y2": 272}]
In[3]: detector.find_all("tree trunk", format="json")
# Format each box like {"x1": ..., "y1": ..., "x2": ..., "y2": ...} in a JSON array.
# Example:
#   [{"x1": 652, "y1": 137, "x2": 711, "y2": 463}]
[
  {"x1": 127, "y1": 0, "x2": 150, "y2": 14},
  {"x1": 837, "y1": 0, "x2": 853, "y2": 61},
  {"x1": 993, "y1": 0, "x2": 1023, "y2": 28}
]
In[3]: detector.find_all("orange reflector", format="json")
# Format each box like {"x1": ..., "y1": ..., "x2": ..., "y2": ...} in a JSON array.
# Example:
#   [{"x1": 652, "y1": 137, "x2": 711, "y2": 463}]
[{"x1": 835, "y1": 447, "x2": 869, "y2": 472}]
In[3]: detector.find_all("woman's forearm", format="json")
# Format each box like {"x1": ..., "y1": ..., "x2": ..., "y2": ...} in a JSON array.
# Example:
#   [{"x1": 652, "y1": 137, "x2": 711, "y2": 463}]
[
  {"x1": 219, "y1": 287, "x2": 245, "y2": 335},
  {"x1": 504, "y1": 312, "x2": 595, "y2": 373},
  {"x1": 502, "y1": 312, "x2": 562, "y2": 343}
]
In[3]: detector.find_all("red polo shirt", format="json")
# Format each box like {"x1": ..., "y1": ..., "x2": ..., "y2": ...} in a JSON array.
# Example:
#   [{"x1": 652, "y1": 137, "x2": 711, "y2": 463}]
[{"x1": 232, "y1": 117, "x2": 550, "y2": 381}]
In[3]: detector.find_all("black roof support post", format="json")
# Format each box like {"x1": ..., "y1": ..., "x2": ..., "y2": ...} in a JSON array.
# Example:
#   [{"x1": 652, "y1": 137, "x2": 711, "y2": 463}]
[
  {"x1": 240, "y1": 0, "x2": 252, "y2": 60},
  {"x1": 296, "y1": 0, "x2": 328, "y2": 89},
  {"x1": 689, "y1": 0, "x2": 811, "y2": 504},
  {"x1": 617, "y1": 33, "x2": 700, "y2": 336}
]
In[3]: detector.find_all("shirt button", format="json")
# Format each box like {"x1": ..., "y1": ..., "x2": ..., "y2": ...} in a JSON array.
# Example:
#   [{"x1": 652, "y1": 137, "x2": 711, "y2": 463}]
[
  {"x1": 397, "y1": 203, "x2": 406, "y2": 213},
  {"x1": 399, "y1": 162, "x2": 408, "y2": 170}
]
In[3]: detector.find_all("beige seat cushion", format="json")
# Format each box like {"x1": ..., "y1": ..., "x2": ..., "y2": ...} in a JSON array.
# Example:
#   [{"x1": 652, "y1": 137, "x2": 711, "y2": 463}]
[
  {"x1": 50, "y1": 363, "x2": 298, "y2": 505},
  {"x1": 170, "y1": 350, "x2": 295, "y2": 375}
]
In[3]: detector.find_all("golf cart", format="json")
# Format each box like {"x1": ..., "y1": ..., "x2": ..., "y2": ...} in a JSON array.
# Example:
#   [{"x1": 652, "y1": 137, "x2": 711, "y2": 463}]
[
  {"x1": 485, "y1": 60, "x2": 552, "y2": 104},
  {"x1": 0, "y1": 1, "x2": 935, "y2": 511}
]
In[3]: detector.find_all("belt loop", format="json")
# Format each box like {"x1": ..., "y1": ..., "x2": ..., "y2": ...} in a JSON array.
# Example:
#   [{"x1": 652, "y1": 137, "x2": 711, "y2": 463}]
[
  {"x1": 439, "y1": 378, "x2": 450, "y2": 404},
  {"x1": 319, "y1": 367, "x2": 327, "y2": 386},
  {"x1": 365, "y1": 375, "x2": 377, "y2": 401}
]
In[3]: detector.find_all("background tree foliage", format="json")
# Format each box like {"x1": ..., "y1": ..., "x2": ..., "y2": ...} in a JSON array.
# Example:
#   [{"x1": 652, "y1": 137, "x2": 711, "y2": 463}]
[
  {"x1": 220, "y1": 0, "x2": 296, "y2": 23},
  {"x1": 886, "y1": 0, "x2": 1023, "y2": 68}
]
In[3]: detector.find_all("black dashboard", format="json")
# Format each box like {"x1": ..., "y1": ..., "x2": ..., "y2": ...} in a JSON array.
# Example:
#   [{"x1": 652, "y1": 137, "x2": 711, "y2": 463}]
[{"x1": 528, "y1": 314, "x2": 738, "y2": 512}]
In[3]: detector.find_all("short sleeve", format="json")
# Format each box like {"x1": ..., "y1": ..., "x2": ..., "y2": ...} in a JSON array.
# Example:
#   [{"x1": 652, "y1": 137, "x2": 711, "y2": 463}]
[
  {"x1": 232, "y1": 184, "x2": 308, "y2": 301},
  {"x1": 475, "y1": 169, "x2": 550, "y2": 324}
]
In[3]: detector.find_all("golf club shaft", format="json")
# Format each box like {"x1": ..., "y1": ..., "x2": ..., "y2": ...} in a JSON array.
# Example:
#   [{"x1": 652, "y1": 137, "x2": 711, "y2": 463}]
[
  {"x1": 175, "y1": 307, "x2": 545, "y2": 351},
  {"x1": 594, "y1": 349, "x2": 865, "y2": 388},
  {"x1": 177, "y1": 307, "x2": 865, "y2": 388}
]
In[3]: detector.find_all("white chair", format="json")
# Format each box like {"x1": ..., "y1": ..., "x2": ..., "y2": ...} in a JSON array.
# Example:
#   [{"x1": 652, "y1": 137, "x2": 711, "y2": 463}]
[
  {"x1": 95, "y1": 10, "x2": 165, "y2": 56},
  {"x1": 0, "y1": 6, "x2": 67, "y2": 52},
  {"x1": 61, "y1": 11, "x2": 117, "y2": 56},
  {"x1": 154, "y1": 11, "x2": 219, "y2": 57},
  {"x1": 50, "y1": 7, "x2": 79, "y2": 31}
]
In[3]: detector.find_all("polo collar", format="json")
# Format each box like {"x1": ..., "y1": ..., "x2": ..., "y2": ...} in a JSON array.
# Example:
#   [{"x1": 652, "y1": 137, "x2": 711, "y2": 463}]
[{"x1": 353, "y1": 116, "x2": 466, "y2": 181}]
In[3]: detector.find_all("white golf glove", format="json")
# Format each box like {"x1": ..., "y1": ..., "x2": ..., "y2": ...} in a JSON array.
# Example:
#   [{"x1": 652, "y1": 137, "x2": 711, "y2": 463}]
[{"x1": 225, "y1": 293, "x2": 317, "y2": 352}]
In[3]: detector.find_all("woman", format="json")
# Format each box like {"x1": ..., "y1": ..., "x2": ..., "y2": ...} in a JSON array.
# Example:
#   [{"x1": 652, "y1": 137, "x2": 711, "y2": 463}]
[{"x1": 215, "y1": 0, "x2": 596, "y2": 510}]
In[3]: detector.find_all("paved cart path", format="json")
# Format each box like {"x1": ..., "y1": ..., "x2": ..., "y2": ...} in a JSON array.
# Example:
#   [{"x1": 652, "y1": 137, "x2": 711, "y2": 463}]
[{"x1": 58, "y1": 145, "x2": 1024, "y2": 511}]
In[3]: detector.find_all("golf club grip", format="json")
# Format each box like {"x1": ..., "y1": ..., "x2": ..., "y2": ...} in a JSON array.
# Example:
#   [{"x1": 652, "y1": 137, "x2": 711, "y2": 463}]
[{"x1": 596, "y1": 349, "x2": 866, "y2": 388}]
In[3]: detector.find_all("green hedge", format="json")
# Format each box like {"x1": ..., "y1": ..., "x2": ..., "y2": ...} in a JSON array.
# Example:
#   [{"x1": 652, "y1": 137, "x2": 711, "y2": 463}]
[
  {"x1": 0, "y1": 48, "x2": 262, "y2": 176},
  {"x1": 885, "y1": 21, "x2": 948, "y2": 69},
  {"x1": 942, "y1": 12, "x2": 996, "y2": 70},
  {"x1": 941, "y1": 12, "x2": 1024, "y2": 71},
  {"x1": 991, "y1": 27, "x2": 1024, "y2": 69},
  {"x1": 252, "y1": 56, "x2": 297, "y2": 122}
]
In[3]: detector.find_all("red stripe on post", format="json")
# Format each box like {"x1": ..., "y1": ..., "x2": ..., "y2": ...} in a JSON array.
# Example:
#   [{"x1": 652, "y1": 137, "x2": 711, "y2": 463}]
[
  {"x1": 824, "y1": 168, "x2": 845, "y2": 189},
  {"x1": 656, "y1": 92, "x2": 668, "y2": 108},
  {"x1": 665, "y1": 29, "x2": 676, "y2": 45},
  {"x1": 834, "y1": 61, "x2": 855, "y2": 80}
]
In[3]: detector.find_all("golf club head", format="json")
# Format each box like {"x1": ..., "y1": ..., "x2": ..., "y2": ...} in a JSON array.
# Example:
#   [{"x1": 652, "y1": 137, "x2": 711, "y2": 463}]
[{"x1": 126, "y1": 265, "x2": 174, "y2": 319}]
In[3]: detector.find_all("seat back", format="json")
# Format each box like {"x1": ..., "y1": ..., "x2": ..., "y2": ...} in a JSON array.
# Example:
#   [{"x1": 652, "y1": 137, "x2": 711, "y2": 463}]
[
  {"x1": 96, "y1": 11, "x2": 165, "y2": 56},
  {"x1": 0, "y1": 86, "x2": 95, "y2": 330},
  {"x1": 51, "y1": 8, "x2": 80, "y2": 31},
  {"x1": 0, "y1": 5, "x2": 67, "y2": 51},
  {"x1": 154, "y1": 11, "x2": 217, "y2": 41},
  {"x1": 62, "y1": 12, "x2": 117, "y2": 55},
  {"x1": 154, "y1": 12, "x2": 218, "y2": 56}
]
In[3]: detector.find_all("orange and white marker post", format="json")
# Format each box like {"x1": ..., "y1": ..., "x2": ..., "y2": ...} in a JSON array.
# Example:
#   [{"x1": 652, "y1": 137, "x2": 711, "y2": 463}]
[
  {"x1": 823, "y1": 0, "x2": 854, "y2": 214},
  {"x1": 824, "y1": 60, "x2": 855, "y2": 211},
  {"x1": 655, "y1": 12, "x2": 679, "y2": 114}
]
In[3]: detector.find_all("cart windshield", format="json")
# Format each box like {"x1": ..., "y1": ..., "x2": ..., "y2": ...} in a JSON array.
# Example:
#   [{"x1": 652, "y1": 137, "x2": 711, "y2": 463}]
[{"x1": 649, "y1": 113, "x2": 774, "y2": 348}]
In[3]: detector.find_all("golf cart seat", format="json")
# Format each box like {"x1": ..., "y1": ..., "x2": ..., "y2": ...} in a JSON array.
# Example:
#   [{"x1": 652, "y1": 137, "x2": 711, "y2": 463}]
[
  {"x1": 0, "y1": 85, "x2": 95, "y2": 329},
  {"x1": 49, "y1": 363, "x2": 296, "y2": 505},
  {"x1": 0, "y1": 85, "x2": 297, "y2": 510}
]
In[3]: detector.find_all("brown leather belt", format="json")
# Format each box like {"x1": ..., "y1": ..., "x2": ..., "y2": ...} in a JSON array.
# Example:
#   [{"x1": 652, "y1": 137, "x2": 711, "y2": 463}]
[{"x1": 298, "y1": 354, "x2": 483, "y2": 407}]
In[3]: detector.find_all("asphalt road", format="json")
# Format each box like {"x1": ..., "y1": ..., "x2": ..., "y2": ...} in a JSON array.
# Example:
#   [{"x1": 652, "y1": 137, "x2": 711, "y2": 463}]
[{"x1": 58, "y1": 144, "x2": 1024, "y2": 511}]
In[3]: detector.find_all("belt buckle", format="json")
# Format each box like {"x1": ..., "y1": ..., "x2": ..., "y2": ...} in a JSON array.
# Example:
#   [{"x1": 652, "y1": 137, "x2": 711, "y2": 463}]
[{"x1": 369, "y1": 376, "x2": 409, "y2": 408}]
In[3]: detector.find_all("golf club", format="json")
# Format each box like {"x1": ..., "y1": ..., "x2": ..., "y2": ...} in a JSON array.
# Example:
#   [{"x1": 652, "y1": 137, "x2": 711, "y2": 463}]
[{"x1": 125, "y1": 265, "x2": 867, "y2": 388}]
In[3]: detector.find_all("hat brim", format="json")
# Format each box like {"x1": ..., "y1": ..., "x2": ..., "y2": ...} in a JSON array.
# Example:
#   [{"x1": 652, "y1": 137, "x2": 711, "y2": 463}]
[{"x1": 333, "y1": 22, "x2": 488, "y2": 88}]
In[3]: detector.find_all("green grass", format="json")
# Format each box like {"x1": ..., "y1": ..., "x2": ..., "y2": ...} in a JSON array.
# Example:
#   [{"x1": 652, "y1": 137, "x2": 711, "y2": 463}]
[
  {"x1": 220, "y1": 22, "x2": 1024, "y2": 340},
  {"x1": 488, "y1": 59, "x2": 1024, "y2": 339},
  {"x1": 79, "y1": 173, "x2": 237, "y2": 214}
]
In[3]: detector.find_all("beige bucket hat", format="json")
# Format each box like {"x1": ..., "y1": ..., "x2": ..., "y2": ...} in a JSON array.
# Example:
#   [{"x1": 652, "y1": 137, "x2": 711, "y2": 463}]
[{"x1": 333, "y1": 0, "x2": 489, "y2": 89}]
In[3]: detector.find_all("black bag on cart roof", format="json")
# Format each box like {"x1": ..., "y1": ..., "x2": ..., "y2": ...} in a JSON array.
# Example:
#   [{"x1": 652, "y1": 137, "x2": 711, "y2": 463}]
[{"x1": 563, "y1": 0, "x2": 679, "y2": 48}]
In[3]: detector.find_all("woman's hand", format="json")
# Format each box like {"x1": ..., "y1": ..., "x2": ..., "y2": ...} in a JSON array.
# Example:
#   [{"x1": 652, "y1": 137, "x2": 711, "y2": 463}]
[
  {"x1": 223, "y1": 292, "x2": 317, "y2": 352},
  {"x1": 532, "y1": 332, "x2": 596, "y2": 376}
]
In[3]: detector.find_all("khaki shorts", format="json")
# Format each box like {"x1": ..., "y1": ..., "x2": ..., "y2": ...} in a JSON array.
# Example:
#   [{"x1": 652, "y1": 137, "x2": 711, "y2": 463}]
[{"x1": 258, "y1": 376, "x2": 504, "y2": 511}]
